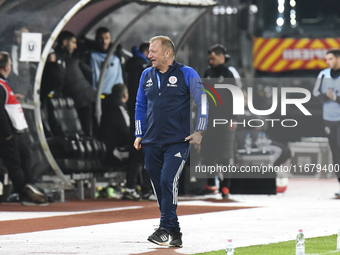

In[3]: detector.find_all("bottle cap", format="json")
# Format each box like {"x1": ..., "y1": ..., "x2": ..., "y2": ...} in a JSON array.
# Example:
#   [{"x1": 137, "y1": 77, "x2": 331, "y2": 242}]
[
  {"x1": 228, "y1": 239, "x2": 232, "y2": 242},
  {"x1": 299, "y1": 229, "x2": 303, "y2": 232}
]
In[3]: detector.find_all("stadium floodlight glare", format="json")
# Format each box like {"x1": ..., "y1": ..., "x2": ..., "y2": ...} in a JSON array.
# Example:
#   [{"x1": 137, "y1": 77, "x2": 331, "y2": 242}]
[
  {"x1": 278, "y1": 5, "x2": 284, "y2": 13},
  {"x1": 212, "y1": 6, "x2": 219, "y2": 15},
  {"x1": 277, "y1": 17, "x2": 284, "y2": 26},
  {"x1": 219, "y1": 6, "x2": 226, "y2": 14},
  {"x1": 249, "y1": 4, "x2": 258, "y2": 14},
  {"x1": 226, "y1": 6, "x2": 233, "y2": 15}
]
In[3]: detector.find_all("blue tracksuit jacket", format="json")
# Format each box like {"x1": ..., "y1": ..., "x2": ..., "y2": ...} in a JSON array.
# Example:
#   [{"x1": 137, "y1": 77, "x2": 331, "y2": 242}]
[{"x1": 135, "y1": 60, "x2": 208, "y2": 146}]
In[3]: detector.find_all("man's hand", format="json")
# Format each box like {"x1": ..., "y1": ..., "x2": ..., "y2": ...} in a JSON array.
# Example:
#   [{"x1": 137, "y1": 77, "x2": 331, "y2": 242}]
[
  {"x1": 15, "y1": 93, "x2": 25, "y2": 100},
  {"x1": 134, "y1": 137, "x2": 142, "y2": 150},
  {"x1": 185, "y1": 132, "x2": 203, "y2": 144},
  {"x1": 326, "y1": 88, "x2": 336, "y2": 101}
]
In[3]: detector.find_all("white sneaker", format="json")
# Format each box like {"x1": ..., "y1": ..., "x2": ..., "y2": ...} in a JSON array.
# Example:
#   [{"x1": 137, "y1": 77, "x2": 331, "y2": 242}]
[{"x1": 122, "y1": 189, "x2": 140, "y2": 200}]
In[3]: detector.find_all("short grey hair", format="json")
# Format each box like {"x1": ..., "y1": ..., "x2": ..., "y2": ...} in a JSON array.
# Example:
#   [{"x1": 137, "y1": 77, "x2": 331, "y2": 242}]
[{"x1": 150, "y1": 35, "x2": 175, "y2": 57}]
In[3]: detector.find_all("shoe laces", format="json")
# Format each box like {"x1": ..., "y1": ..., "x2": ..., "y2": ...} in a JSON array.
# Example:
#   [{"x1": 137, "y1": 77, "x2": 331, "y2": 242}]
[
  {"x1": 154, "y1": 227, "x2": 168, "y2": 235},
  {"x1": 171, "y1": 231, "x2": 182, "y2": 238}
]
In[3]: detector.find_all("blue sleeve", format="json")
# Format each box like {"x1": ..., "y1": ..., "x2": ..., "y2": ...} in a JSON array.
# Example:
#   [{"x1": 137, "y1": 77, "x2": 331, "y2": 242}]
[
  {"x1": 134, "y1": 68, "x2": 150, "y2": 137},
  {"x1": 182, "y1": 66, "x2": 209, "y2": 131}
]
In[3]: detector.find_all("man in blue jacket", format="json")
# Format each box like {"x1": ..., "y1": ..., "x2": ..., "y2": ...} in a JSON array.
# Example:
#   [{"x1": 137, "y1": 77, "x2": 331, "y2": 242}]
[{"x1": 134, "y1": 36, "x2": 208, "y2": 247}]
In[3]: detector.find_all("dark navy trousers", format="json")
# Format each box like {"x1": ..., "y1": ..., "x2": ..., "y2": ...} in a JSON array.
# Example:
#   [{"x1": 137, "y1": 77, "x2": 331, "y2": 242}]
[{"x1": 143, "y1": 142, "x2": 190, "y2": 234}]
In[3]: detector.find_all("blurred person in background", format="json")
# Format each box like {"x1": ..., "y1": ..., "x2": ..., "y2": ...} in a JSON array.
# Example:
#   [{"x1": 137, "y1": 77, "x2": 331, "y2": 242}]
[
  {"x1": 124, "y1": 42, "x2": 155, "y2": 200},
  {"x1": 3, "y1": 25, "x2": 35, "y2": 101},
  {"x1": 202, "y1": 44, "x2": 242, "y2": 198},
  {"x1": 85, "y1": 27, "x2": 124, "y2": 95},
  {"x1": 98, "y1": 84, "x2": 131, "y2": 176},
  {"x1": 313, "y1": 49, "x2": 340, "y2": 196},
  {"x1": 81, "y1": 27, "x2": 124, "y2": 135},
  {"x1": 42, "y1": 31, "x2": 96, "y2": 136},
  {"x1": 0, "y1": 51, "x2": 48, "y2": 206}
]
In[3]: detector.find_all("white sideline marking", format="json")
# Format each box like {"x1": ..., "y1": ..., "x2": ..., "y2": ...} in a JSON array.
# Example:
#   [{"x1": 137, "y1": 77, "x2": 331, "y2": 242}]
[{"x1": 0, "y1": 206, "x2": 143, "y2": 221}]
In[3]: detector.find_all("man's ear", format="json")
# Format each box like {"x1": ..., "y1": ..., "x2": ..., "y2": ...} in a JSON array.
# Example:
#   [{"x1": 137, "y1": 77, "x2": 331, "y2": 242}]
[
  {"x1": 3, "y1": 64, "x2": 9, "y2": 73},
  {"x1": 62, "y1": 39, "x2": 68, "y2": 48},
  {"x1": 165, "y1": 49, "x2": 171, "y2": 58}
]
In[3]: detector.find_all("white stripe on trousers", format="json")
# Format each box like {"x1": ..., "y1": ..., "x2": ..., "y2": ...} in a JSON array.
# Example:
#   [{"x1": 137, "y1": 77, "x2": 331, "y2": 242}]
[
  {"x1": 172, "y1": 160, "x2": 185, "y2": 205},
  {"x1": 150, "y1": 180, "x2": 160, "y2": 208},
  {"x1": 150, "y1": 159, "x2": 185, "y2": 207}
]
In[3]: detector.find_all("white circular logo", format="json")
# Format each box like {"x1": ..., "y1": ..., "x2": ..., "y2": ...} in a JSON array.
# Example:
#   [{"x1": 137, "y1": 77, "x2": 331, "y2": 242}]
[{"x1": 169, "y1": 76, "x2": 177, "y2": 84}]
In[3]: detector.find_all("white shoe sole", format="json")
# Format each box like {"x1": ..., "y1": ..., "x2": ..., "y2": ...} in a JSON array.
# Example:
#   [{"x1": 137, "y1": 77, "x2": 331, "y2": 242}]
[
  {"x1": 24, "y1": 184, "x2": 47, "y2": 203},
  {"x1": 147, "y1": 237, "x2": 169, "y2": 246}
]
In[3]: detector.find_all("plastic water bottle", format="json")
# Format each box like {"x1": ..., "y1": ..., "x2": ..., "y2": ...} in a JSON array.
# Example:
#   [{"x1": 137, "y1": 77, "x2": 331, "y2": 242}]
[
  {"x1": 337, "y1": 228, "x2": 340, "y2": 251},
  {"x1": 261, "y1": 132, "x2": 267, "y2": 153},
  {"x1": 245, "y1": 133, "x2": 252, "y2": 154},
  {"x1": 226, "y1": 239, "x2": 234, "y2": 255},
  {"x1": 296, "y1": 229, "x2": 305, "y2": 255},
  {"x1": 255, "y1": 132, "x2": 262, "y2": 151}
]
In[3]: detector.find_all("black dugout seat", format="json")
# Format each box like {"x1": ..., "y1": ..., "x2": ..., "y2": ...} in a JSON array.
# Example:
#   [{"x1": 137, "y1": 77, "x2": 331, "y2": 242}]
[{"x1": 45, "y1": 97, "x2": 105, "y2": 174}]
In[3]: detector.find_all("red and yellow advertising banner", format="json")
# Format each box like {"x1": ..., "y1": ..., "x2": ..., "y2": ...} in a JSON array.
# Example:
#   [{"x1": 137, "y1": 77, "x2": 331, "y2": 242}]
[{"x1": 253, "y1": 37, "x2": 340, "y2": 72}]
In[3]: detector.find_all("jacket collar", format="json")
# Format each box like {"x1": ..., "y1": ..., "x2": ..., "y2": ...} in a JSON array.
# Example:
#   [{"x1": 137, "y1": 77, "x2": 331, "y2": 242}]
[
  {"x1": 156, "y1": 60, "x2": 177, "y2": 74},
  {"x1": 0, "y1": 73, "x2": 8, "y2": 83}
]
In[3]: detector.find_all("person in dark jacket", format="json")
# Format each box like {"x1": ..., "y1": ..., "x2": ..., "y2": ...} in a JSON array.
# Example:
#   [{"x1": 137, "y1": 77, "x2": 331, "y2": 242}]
[
  {"x1": 63, "y1": 57, "x2": 96, "y2": 136},
  {"x1": 0, "y1": 51, "x2": 48, "y2": 206},
  {"x1": 134, "y1": 36, "x2": 208, "y2": 248},
  {"x1": 125, "y1": 42, "x2": 150, "y2": 120},
  {"x1": 42, "y1": 31, "x2": 96, "y2": 136},
  {"x1": 204, "y1": 44, "x2": 242, "y2": 86},
  {"x1": 202, "y1": 44, "x2": 242, "y2": 198},
  {"x1": 98, "y1": 83, "x2": 130, "y2": 166},
  {"x1": 41, "y1": 31, "x2": 77, "y2": 100},
  {"x1": 124, "y1": 42, "x2": 153, "y2": 200}
]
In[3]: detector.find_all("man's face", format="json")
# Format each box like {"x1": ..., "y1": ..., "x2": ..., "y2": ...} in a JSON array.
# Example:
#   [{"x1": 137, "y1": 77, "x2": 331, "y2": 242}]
[
  {"x1": 4, "y1": 57, "x2": 12, "y2": 77},
  {"x1": 97, "y1": 32, "x2": 111, "y2": 51},
  {"x1": 326, "y1": 53, "x2": 340, "y2": 70},
  {"x1": 148, "y1": 40, "x2": 167, "y2": 70},
  {"x1": 65, "y1": 37, "x2": 77, "y2": 55},
  {"x1": 7, "y1": 58, "x2": 12, "y2": 76},
  {"x1": 208, "y1": 52, "x2": 225, "y2": 67}
]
